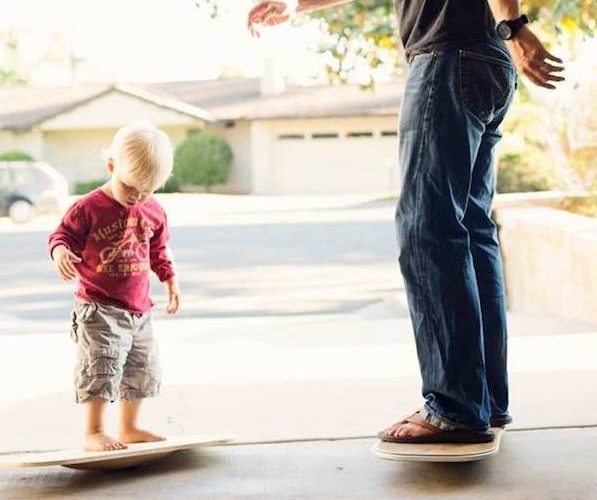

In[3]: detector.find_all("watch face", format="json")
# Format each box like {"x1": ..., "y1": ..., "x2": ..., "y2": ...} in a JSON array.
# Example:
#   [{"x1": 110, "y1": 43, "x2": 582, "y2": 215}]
[{"x1": 497, "y1": 22, "x2": 512, "y2": 39}]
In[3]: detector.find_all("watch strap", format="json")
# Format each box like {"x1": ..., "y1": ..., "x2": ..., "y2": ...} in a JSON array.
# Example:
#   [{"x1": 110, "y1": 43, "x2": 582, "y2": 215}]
[{"x1": 510, "y1": 14, "x2": 529, "y2": 35}]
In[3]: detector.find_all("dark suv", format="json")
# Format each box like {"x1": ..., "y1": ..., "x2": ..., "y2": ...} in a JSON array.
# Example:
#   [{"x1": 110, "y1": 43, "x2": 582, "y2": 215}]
[{"x1": 0, "y1": 162, "x2": 69, "y2": 223}]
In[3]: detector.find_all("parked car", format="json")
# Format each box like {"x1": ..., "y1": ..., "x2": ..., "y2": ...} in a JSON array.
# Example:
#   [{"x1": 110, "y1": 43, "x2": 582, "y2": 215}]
[{"x1": 0, "y1": 162, "x2": 69, "y2": 223}]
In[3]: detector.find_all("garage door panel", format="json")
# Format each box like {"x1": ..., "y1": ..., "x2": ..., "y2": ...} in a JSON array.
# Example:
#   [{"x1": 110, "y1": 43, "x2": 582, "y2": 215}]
[{"x1": 272, "y1": 137, "x2": 397, "y2": 194}]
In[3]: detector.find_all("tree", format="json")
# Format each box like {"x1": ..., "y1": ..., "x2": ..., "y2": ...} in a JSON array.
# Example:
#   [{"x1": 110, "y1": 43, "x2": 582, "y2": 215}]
[
  {"x1": 188, "y1": 0, "x2": 221, "y2": 19},
  {"x1": 174, "y1": 132, "x2": 233, "y2": 192},
  {"x1": 0, "y1": 29, "x2": 28, "y2": 86},
  {"x1": 307, "y1": 0, "x2": 400, "y2": 86},
  {"x1": 306, "y1": 0, "x2": 595, "y2": 86},
  {"x1": 193, "y1": 0, "x2": 594, "y2": 85}
]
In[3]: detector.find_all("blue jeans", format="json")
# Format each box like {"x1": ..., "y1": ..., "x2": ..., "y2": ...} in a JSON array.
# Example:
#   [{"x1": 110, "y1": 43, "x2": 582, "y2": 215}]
[{"x1": 396, "y1": 38, "x2": 517, "y2": 431}]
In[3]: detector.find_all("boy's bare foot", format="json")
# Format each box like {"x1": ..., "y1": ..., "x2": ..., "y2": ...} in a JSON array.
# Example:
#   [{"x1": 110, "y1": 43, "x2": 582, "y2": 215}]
[
  {"x1": 85, "y1": 432, "x2": 128, "y2": 451},
  {"x1": 119, "y1": 428, "x2": 165, "y2": 444}
]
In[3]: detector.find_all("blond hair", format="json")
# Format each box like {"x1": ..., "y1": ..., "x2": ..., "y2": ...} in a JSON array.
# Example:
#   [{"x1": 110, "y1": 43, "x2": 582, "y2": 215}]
[{"x1": 104, "y1": 121, "x2": 173, "y2": 191}]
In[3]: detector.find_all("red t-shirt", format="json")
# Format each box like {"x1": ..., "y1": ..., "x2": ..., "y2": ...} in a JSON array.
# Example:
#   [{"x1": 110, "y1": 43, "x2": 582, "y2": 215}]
[{"x1": 48, "y1": 189, "x2": 175, "y2": 313}]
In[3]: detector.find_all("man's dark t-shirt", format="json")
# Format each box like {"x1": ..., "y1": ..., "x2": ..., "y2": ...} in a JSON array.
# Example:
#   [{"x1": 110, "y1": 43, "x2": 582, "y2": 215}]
[{"x1": 395, "y1": 0, "x2": 496, "y2": 60}]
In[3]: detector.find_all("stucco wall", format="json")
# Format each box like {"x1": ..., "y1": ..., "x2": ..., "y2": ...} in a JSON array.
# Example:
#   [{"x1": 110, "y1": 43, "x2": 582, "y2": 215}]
[
  {"x1": 205, "y1": 121, "x2": 252, "y2": 194},
  {"x1": 0, "y1": 129, "x2": 44, "y2": 160},
  {"x1": 3, "y1": 121, "x2": 248, "y2": 193},
  {"x1": 496, "y1": 206, "x2": 597, "y2": 325}
]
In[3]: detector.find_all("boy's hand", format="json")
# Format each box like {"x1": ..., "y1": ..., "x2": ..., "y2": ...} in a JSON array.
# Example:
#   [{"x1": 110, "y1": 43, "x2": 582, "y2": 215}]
[
  {"x1": 51, "y1": 244, "x2": 82, "y2": 281},
  {"x1": 164, "y1": 277, "x2": 180, "y2": 315}
]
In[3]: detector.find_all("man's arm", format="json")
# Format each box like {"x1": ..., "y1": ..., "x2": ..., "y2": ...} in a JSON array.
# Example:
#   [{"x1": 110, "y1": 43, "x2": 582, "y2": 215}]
[
  {"x1": 248, "y1": 1, "x2": 353, "y2": 36},
  {"x1": 296, "y1": 0, "x2": 353, "y2": 14},
  {"x1": 487, "y1": 0, "x2": 565, "y2": 89},
  {"x1": 486, "y1": 0, "x2": 519, "y2": 20}
]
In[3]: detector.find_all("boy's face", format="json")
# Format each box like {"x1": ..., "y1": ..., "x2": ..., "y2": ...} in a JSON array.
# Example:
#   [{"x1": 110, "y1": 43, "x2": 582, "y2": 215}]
[{"x1": 108, "y1": 161, "x2": 155, "y2": 207}]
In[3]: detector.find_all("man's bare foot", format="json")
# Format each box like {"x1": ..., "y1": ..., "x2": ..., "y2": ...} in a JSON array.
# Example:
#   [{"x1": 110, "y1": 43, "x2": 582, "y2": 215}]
[
  {"x1": 119, "y1": 428, "x2": 165, "y2": 444},
  {"x1": 85, "y1": 432, "x2": 128, "y2": 451},
  {"x1": 383, "y1": 412, "x2": 439, "y2": 438}
]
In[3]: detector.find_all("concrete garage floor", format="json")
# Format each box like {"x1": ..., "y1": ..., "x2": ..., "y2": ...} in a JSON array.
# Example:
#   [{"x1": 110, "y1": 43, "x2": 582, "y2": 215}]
[
  {"x1": 2, "y1": 428, "x2": 597, "y2": 500},
  {"x1": 2, "y1": 311, "x2": 596, "y2": 500},
  {"x1": 1, "y1": 195, "x2": 596, "y2": 499}
]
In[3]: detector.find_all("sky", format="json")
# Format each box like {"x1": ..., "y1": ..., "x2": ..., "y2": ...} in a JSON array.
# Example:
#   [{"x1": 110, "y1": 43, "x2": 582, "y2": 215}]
[{"x1": 0, "y1": 0, "x2": 328, "y2": 85}]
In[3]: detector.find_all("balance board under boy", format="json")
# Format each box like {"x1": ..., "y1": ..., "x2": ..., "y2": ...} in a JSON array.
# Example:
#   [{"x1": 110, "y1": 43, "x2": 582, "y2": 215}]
[
  {"x1": 0, "y1": 435, "x2": 230, "y2": 470},
  {"x1": 372, "y1": 427, "x2": 504, "y2": 462}
]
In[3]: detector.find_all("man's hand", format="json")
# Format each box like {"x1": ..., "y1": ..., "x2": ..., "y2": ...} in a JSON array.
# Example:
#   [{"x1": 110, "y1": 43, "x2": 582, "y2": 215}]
[
  {"x1": 51, "y1": 244, "x2": 82, "y2": 281},
  {"x1": 247, "y1": 1, "x2": 292, "y2": 37},
  {"x1": 506, "y1": 26, "x2": 565, "y2": 89},
  {"x1": 164, "y1": 277, "x2": 181, "y2": 315}
]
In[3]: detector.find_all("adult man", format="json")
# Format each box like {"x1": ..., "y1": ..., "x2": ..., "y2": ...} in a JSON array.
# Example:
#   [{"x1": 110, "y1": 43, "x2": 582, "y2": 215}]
[{"x1": 248, "y1": 0, "x2": 564, "y2": 443}]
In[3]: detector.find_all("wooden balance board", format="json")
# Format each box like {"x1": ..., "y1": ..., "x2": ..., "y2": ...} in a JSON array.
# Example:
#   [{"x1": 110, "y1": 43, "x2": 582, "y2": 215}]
[
  {"x1": 0, "y1": 435, "x2": 230, "y2": 470},
  {"x1": 372, "y1": 427, "x2": 504, "y2": 462}
]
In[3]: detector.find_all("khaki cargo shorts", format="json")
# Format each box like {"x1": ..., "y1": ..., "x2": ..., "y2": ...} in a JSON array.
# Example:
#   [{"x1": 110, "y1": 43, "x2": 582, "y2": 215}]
[{"x1": 70, "y1": 299, "x2": 161, "y2": 403}]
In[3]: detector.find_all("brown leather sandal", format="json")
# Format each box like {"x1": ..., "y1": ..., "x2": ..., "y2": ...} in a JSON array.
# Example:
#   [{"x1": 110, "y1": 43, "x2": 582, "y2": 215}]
[{"x1": 378, "y1": 412, "x2": 495, "y2": 444}]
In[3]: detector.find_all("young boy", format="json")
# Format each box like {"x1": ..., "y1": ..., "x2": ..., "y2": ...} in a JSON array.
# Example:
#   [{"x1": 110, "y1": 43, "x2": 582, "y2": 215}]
[{"x1": 48, "y1": 121, "x2": 180, "y2": 451}]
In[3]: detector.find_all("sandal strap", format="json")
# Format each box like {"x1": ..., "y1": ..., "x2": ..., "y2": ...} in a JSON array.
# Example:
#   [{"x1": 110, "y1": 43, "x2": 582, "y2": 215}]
[
  {"x1": 405, "y1": 413, "x2": 441, "y2": 432},
  {"x1": 385, "y1": 410, "x2": 419, "y2": 428}
]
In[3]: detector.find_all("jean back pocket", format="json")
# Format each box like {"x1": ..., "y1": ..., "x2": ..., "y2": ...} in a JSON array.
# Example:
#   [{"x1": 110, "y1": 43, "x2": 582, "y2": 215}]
[{"x1": 459, "y1": 50, "x2": 515, "y2": 123}]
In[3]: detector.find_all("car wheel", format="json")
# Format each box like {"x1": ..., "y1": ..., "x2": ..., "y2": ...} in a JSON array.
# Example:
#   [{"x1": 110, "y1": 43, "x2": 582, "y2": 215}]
[{"x1": 9, "y1": 199, "x2": 35, "y2": 223}]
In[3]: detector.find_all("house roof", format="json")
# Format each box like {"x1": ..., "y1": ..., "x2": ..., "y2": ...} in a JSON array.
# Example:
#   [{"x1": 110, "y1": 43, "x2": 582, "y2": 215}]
[
  {"x1": 0, "y1": 78, "x2": 402, "y2": 131},
  {"x1": 0, "y1": 84, "x2": 213, "y2": 132},
  {"x1": 0, "y1": 84, "x2": 106, "y2": 132},
  {"x1": 144, "y1": 78, "x2": 402, "y2": 121}
]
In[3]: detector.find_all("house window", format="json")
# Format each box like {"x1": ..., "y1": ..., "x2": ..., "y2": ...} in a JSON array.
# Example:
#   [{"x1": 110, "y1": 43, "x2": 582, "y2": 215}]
[
  {"x1": 312, "y1": 132, "x2": 339, "y2": 139},
  {"x1": 381, "y1": 130, "x2": 398, "y2": 137},
  {"x1": 346, "y1": 131, "x2": 374, "y2": 138},
  {"x1": 278, "y1": 134, "x2": 305, "y2": 140}
]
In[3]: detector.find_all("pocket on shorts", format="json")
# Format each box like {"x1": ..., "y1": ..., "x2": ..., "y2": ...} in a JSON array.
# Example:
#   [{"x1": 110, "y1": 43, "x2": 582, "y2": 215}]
[
  {"x1": 69, "y1": 308, "x2": 79, "y2": 342},
  {"x1": 75, "y1": 301, "x2": 98, "y2": 323},
  {"x1": 87, "y1": 347, "x2": 120, "y2": 377},
  {"x1": 71, "y1": 302, "x2": 99, "y2": 342},
  {"x1": 459, "y1": 49, "x2": 515, "y2": 122}
]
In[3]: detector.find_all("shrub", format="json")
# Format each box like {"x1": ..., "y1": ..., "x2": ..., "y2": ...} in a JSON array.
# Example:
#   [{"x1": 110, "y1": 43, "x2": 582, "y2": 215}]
[
  {"x1": 174, "y1": 132, "x2": 233, "y2": 192},
  {"x1": 0, "y1": 150, "x2": 35, "y2": 161},
  {"x1": 559, "y1": 195, "x2": 597, "y2": 218},
  {"x1": 496, "y1": 153, "x2": 554, "y2": 193},
  {"x1": 74, "y1": 179, "x2": 106, "y2": 195},
  {"x1": 498, "y1": 92, "x2": 567, "y2": 193},
  {"x1": 566, "y1": 146, "x2": 597, "y2": 191}
]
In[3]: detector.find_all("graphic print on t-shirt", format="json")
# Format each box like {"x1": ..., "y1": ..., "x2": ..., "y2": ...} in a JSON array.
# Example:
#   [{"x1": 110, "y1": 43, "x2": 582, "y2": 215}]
[{"x1": 92, "y1": 216, "x2": 155, "y2": 278}]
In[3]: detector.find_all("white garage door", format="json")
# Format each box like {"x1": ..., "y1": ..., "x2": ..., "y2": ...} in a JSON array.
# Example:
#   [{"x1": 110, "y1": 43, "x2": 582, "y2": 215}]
[{"x1": 271, "y1": 130, "x2": 399, "y2": 194}]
